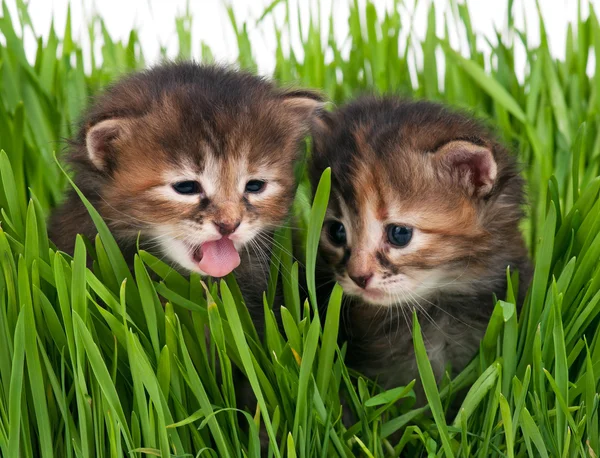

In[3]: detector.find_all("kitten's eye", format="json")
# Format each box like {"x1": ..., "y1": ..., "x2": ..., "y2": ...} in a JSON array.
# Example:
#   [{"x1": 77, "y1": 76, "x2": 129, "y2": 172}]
[
  {"x1": 327, "y1": 221, "x2": 347, "y2": 246},
  {"x1": 387, "y1": 225, "x2": 413, "y2": 247},
  {"x1": 245, "y1": 180, "x2": 266, "y2": 193},
  {"x1": 172, "y1": 181, "x2": 202, "y2": 195}
]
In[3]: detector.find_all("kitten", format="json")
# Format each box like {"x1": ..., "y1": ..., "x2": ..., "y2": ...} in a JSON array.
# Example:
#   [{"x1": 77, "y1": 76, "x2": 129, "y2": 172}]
[
  {"x1": 50, "y1": 62, "x2": 322, "y2": 300},
  {"x1": 310, "y1": 96, "x2": 531, "y2": 392}
]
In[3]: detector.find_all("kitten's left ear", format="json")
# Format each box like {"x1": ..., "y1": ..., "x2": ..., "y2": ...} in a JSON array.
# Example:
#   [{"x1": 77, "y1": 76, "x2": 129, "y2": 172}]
[
  {"x1": 280, "y1": 88, "x2": 326, "y2": 124},
  {"x1": 435, "y1": 140, "x2": 497, "y2": 197}
]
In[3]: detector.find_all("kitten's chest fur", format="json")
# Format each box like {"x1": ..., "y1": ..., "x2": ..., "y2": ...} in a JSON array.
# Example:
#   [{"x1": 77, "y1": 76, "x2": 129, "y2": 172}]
[{"x1": 342, "y1": 292, "x2": 496, "y2": 389}]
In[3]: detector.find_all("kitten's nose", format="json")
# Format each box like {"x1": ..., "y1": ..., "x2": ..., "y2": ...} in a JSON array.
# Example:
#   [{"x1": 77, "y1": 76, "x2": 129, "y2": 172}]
[
  {"x1": 214, "y1": 220, "x2": 241, "y2": 236},
  {"x1": 349, "y1": 273, "x2": 373, "y2": 289}
]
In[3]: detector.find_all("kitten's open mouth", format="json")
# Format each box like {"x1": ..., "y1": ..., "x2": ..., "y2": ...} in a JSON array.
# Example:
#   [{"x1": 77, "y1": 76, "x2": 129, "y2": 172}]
[{"x1": 189, "y1": 238, "x2": 241, "y2": 278}]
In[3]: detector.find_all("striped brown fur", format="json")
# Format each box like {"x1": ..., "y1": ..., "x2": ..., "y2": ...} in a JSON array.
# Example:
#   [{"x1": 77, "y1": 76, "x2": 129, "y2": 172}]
[
  {"x1": 310, "y1": 96, "x2": 531, "y2": 393},
  {"x1": 50, "y1": 62, "x2": 322, "y2": 310}
]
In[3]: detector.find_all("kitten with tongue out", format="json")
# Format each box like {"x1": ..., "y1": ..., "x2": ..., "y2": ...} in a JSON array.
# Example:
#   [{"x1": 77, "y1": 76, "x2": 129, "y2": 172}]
[
  {"x1": 194, "y1": 238, "x2": 240, "y2": 278},
  {"x1": 49, "y1": 62, "x2": 323, "y2": 288}
]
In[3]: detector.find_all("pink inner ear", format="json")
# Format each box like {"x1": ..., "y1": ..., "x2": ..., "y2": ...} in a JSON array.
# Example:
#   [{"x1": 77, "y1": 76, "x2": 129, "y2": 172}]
[
  {"x1": 86, "y1": 119, "x2": 124, "y2": 170},
  {"x1": 442, "y1": 143, "x2": 497, "y2": 196},
  {"x1": 88, "y1": 126, "x2": 116, "y2": 152},
  {"x1": 456, "y1": 153, "x2": 493, "y2": 187}
]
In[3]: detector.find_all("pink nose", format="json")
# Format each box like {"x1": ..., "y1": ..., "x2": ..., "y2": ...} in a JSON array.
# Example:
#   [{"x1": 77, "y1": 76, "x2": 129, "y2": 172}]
[
  {"x1": 349, "y1": 273, "x2": 373, "y2": 289},
  {"x1": 214, "y1": 220, "x2": 241, "y2": 236}
]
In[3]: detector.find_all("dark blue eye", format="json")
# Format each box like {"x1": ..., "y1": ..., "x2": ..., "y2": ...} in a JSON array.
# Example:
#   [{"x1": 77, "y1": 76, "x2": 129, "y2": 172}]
[
  {"x1": 327, "y1": 221, "x2": 346, "y2": 246},
  {"x1": 387, "y1": 225, "x2": 413, "y2": 247},
  {"x1": 245, "y1": 180, "x2": 266, "y2": 193},
  {"x1": 172, "y1": 181, "x2": 201, "y2": 195}
]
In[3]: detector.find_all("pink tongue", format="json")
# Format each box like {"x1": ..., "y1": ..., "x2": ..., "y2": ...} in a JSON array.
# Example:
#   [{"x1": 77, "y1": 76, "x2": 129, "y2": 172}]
[{"x1": 198, "y1": 238, "x2": 241, "y2": 277}]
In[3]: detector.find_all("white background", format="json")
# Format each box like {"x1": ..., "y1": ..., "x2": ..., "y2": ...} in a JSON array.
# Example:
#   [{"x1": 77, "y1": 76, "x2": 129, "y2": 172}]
[{"x1": 3, "y1": 0, "x2": 597, "y2": 80}]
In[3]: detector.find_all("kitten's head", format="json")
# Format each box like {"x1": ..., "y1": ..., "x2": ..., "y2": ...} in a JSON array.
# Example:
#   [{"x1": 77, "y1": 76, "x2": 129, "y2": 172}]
[
  {"x1": 310, "y1": 97, "x2": 526, "y2": 306},
  {"x1": 71, "y1": 63, "x2": 323, "y2": 277}
]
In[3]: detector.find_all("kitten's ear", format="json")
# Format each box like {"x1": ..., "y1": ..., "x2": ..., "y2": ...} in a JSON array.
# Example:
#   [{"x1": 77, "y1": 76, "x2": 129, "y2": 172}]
[
  {"x1": 435, "y1": 140, "x2": 497, "y2": 197},
  {"x1": 85, "y1": 118, "x2": 129, "y2": 170},
  {"x1": 280, "y1": 88, "x2": 326, "y2": 124}
]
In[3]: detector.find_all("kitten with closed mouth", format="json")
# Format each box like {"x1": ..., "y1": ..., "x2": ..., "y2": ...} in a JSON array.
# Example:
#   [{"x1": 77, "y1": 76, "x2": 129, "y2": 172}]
[
  {"x1": 310, "y1": 96, "x2": 531, "y2": 394},
  {"x1": 50, "y1": 62, "x2": 322, "y2": 285}
]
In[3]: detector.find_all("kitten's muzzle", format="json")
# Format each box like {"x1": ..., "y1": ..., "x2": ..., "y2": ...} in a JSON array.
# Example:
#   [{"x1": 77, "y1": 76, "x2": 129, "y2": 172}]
[{"x1": 214, "y1": 220, "x2": 241, "y2": 236}]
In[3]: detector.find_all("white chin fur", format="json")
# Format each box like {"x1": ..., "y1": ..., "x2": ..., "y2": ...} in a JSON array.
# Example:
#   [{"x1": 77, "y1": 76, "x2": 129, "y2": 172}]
[
  {"x1": 353, "y1": 291, "x2": 400, "y2": 307},
  {"x1": 158, "y1": 237, "x2": 210, "y2": 275},
  {"x1": 340, "y1": 282, "x2": 395, "y2": 306}
]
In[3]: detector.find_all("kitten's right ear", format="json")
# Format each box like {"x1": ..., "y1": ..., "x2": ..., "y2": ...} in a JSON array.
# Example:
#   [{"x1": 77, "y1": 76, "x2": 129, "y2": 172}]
[
  {"x1": 85, "y1": 119, "x2": 129, "y2": 170},
  {"x1": 280, "y1": 88, "x2": 326, "y2": 126}
]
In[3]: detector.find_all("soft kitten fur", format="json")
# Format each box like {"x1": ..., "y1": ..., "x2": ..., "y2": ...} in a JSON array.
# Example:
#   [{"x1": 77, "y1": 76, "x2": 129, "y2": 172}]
[
  {"x1": 310, "y1": 96, "x2": 531, "y2": 391},
  {"x1": 50, "y1": 62, "x2": 321, "y2": 312}
]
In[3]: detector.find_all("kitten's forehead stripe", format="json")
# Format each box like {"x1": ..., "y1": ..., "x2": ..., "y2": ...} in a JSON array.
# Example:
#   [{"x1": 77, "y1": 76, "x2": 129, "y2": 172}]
[{"x1": 199, "y1": 153, "x2": 218, "y2": 195}]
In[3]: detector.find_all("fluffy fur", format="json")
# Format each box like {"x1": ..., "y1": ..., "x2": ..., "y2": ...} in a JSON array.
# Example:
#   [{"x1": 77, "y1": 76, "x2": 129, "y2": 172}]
[
  {"x1": 310, "y1": 96, "x2": 531, "y2": 390},
  {"x1": 50, "y1": 62, "x2": 322, "y2": 317}
]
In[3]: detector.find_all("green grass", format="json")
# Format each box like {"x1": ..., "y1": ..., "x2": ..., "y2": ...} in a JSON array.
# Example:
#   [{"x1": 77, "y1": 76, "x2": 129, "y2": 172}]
[{"x1": 1, "y1": 0, "x2": 600, "y2": 456}]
